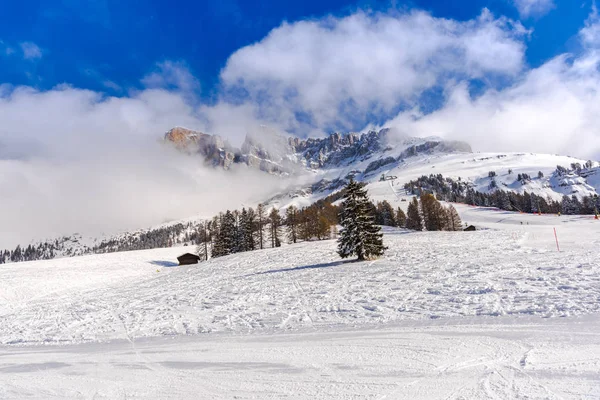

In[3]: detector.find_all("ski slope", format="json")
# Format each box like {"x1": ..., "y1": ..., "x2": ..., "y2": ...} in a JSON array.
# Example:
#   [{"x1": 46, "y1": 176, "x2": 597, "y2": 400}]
[
  {"x1": 1, "y1": 207, "x2": 600, "y2": 398},
  {"x1": 2, "y1": 315, "x2": 599, "y2": 399},
  {"x1": 2, "y1": 222, "x2": 600, "y2": 345},
  {"x1": 1, "y1": 205, "x2": 600, "y2": 398}
]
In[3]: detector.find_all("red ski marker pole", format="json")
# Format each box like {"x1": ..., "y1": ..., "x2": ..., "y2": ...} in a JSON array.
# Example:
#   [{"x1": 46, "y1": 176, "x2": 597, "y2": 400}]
[{"x1": 554, "y1": 227, "x2": 560, "y2": 252}]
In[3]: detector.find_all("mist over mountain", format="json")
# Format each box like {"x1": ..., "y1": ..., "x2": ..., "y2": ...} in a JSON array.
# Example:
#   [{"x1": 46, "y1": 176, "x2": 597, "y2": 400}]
[{"x1": 163, "y1": 126, "x2": 473, "y2": 174}]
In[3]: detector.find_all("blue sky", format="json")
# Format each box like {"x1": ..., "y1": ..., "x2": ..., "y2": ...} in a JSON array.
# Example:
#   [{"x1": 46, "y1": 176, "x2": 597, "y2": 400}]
[{"x1": 0, "y1": 0, "x2": 593, "y2": 98}]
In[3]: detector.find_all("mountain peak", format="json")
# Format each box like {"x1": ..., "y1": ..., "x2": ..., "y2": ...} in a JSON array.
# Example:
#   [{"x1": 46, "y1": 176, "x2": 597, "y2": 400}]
[{"x1": 164, "y1": 126, "x2": 472, "y2": 174}]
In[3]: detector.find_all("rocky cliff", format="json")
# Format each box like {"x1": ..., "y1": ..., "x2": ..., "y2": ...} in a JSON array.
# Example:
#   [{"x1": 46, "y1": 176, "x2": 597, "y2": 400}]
[{"x1": 164, "y1": 126, "x2": 473, "y2": 174}]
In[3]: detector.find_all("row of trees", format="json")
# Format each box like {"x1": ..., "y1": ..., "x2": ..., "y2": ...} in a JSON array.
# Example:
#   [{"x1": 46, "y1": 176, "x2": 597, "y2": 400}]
[
  {"x1": 197, "y1": 201, "x2": 342, "y2": 260},
  {"x1": 405, "y1": 174, "x2": 600, "y2": 216},
  {"x1": 336, "y1": 179, "x2": 463, "y2": 261},
  {"x1": 405, "y1": 195, "x2": 463, "y2": 231},
  {"x1": 198, "y1": 186, "x2": 466, "y2": 261}
]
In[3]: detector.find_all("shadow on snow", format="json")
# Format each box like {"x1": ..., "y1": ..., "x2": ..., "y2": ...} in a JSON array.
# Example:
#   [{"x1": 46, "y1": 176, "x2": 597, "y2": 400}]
[
  {"x1": 149, "y1": 260, "x2": 179, "y2": 267},
  {"x1": 251, "y1": 259, "x2": 355, "y2": 276}
]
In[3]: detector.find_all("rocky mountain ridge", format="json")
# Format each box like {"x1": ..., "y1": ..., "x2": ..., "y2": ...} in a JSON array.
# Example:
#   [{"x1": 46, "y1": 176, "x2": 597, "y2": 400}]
[{"x1": 164, "y1": 126, "x2": 473, "y2": 174}]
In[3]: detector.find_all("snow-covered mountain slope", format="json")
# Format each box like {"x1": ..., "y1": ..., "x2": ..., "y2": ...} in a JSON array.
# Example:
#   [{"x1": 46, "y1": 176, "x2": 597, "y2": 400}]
[
  {"x1": 2, "y1": 211, "x2": 599, "y2": 345},
  {"x1": 165, "y1": 126, "x2": 599, "y2": 205},
  {"x1": 0, "y1": 219, "x2": 204, "y2": 264},
  {"x1": 271, "y1": 151, "x2": 600, "y2": 210}
]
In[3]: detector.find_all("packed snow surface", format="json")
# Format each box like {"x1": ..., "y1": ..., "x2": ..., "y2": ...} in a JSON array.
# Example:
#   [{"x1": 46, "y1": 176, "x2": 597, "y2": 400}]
[
  {"x1": 2, "y1": 225, "x2": 599, "y2": 345},
  {"x1": 1, "y1": 207, "x2": 599, "y2": 398},
  {"x1": 2, "y1": 316, "x2": 599, "y2": 399}
]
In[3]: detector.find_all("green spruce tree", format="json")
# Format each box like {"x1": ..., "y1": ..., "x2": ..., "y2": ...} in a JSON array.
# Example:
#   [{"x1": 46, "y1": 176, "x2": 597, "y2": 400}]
[
  {"x1": 337, "y1": 178, "x2": 386, "y2": 260},
  {"x1": 405, "y1": 197, "x2": 423, "y2": 231},
  {"x1": 396, "y1": 207, "x2": 407, "y2": 228},
  {"x1": 285, "y1": 205, "x2": 299, "y2": 244}
]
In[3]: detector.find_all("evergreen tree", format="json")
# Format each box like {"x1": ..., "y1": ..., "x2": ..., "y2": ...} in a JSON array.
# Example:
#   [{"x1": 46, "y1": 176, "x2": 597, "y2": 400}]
[
  {"x1": 232, "y1": 210, "x2": 242, "y2": 253},
  {"x1": 210, "y1": 214, "x2": 224, "y2": 258},
  {"x1": 561, "y1": 195, "x2": 578, "y2": 215},
  {"x1": 376, "y1": 201, "x2": 396, "y2": 226},
  {"x1": 405, "y1": 197, "x2": 423, "y2": 231},
  {"x1": 337, "y1": 178, "x2": 386, "y2": 260},
  {"x1": 245, "y1": 207, "x2": 256, "y2": 251},
  {"x1": 237, "y1": 208, "x2": 248, "y2": 252},
  {"x1": 256, "y1": 204, "x2": 266, "y2": 249},
  {"x1": 495, "y1": 191, "x2": 512, "y2": 211},
  {"x1": 570, "y1": 195, "x2": 582, "y2": 214},
  {"x1": 285, "y1": 205, "x2": 299, "y2": 244},
  {"x1": 269, "y1": 208, "x2": 282, "y2": 248},
  {"x1": 220, "y1": 210, "x2": 237, "y2": 255},
  {"x1": 396, "y1": 207, "x2": 407, "y2": 228},
  {"x1": 445, "y1": 205, "x2": 462, "y2": 231},
  {"x1": 420, "y1": 193, "x2": 447, "y2": 231}
]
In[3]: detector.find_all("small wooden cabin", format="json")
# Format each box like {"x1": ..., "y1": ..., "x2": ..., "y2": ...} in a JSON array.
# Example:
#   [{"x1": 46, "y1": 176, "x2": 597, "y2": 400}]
[{"x1": 177, "y1": 253, "x2": 201, "y2": 265}]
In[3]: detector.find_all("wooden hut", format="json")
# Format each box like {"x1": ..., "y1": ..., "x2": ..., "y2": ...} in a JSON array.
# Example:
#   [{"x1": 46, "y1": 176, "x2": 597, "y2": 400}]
[{"x1": 177, "y1": 253, "x2": 201, "y2": 265}]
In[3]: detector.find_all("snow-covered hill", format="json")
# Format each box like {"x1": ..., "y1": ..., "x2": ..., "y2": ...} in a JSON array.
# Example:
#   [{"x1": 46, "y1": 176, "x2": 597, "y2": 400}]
[
  {"x1": 270, "y1": 150, "x2": 600, "y2": 210},
  {"x1": 2, "y1": 210, "x2": 600, "y2": 399},
  {"x1": 2, "y1": 212, "x2": 599, "y2": 345}
]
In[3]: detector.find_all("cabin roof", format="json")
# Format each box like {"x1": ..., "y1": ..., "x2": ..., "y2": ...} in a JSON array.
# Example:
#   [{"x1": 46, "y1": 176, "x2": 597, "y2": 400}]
[{"x1": 177, "y1": 253, "x2": 200, "y2": 259}]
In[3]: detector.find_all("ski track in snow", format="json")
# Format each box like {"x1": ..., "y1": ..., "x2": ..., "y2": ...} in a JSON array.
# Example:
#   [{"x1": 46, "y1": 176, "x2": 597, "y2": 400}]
[
  {"x1": 1, "y1": 227, "x2": 599, "y2": 345},
  {"x1": 1, "y1": 316, "x2": 599, "y2": 399}
]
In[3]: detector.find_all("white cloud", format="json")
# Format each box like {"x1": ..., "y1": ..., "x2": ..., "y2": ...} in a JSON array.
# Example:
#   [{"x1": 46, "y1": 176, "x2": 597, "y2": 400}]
[
  {"x1": 513, "y1": 0, "x2": 555, "y2": 18},
  {"x1": 220, "y1": 9, "x2": 527, "y2": 133},
  {"x1": 142, "y1": 60, "x2": 200, "y2": 94},
  {"x1": 102, "y1": 80, "x2": 122, "y2": 91},
  {"x1": 580, "y1": 3, "x2": 600, "y2": 47},
  {"x1": 381, "y1": 12, "x2": 600, "y2": 159},
  {"x1": 0, "y1": 85, "x2": 281, "y2": 248},
  {"x1": 20, "y1": 42, "x2": 43, "y2": 60}
]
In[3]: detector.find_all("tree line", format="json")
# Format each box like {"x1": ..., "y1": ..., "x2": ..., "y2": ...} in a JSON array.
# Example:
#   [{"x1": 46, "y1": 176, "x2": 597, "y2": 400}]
[
  {"x1": 196, "y1": 201, "x2": 341, "y2": 260},
  {"x1": 0, "y1": 222, "x2": 202, "y2": 264},
  {"x1": 405, "y1": 173, "x2": 600, "y2": 216}
]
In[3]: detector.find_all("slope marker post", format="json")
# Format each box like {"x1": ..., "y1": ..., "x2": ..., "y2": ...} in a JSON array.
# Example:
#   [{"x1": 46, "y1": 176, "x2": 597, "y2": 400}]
[{"x1": 553, "y1": 227, "x2": 560, "y2": 252}]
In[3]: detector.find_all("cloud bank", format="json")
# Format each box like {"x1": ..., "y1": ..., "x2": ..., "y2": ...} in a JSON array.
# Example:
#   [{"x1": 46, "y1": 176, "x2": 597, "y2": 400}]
[
  {"x1": 381, "y1": 8, "x2": 600, "y2": 159},
  {"x1": 220, "y1": 9, "x2": 527, "y2": 134},
  {"x1": 0, "y1": 84, "x2": 280, "y2": 248},
  {"x1": 213, "y1": 6, "x2": 600, "y2": 159}
]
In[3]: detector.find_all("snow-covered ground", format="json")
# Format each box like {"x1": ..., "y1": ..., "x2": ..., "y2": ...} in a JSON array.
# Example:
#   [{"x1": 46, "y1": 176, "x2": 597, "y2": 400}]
[
  {"x1": 273, "y1": 151, "x2": 599, "y2": 210},
  {"x1": 2, "y1": 315, "x2": 599, "y2": 399},
  {"x1": 1, "y1": 206, "x2": 599, "y2": 398},
  {"x1": 2, "y1": 224, "x2": 599, "y2": 345}
]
